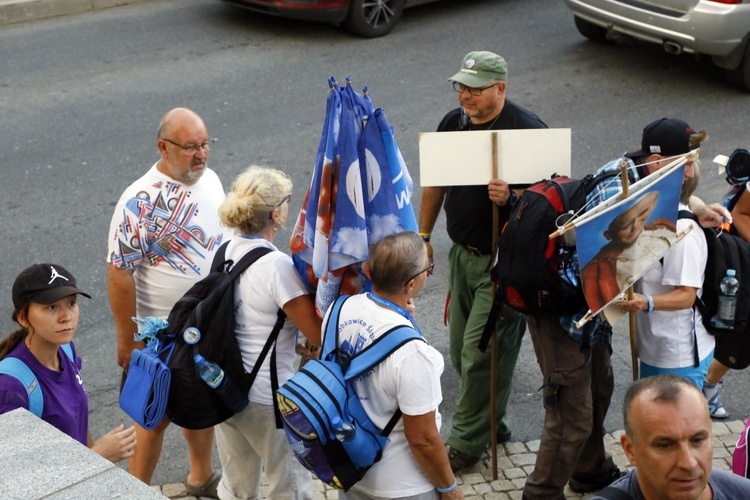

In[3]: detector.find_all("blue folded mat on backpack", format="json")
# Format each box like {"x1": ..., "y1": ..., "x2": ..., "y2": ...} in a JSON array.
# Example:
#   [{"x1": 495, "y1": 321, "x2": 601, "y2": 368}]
[{"x1": 120, "y1": 342, "x2": 171, "y2": 430}]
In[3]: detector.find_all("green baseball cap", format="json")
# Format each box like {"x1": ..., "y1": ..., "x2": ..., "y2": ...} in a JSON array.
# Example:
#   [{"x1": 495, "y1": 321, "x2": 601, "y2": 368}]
[{"x1": 449, "y1": 51, "x2": 508, "y2": 88}]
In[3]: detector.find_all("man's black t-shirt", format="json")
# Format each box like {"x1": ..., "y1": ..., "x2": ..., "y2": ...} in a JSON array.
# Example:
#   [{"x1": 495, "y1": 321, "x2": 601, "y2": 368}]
[{"x1": 438, "y1": 99, "x2": 547, "y2": 254}]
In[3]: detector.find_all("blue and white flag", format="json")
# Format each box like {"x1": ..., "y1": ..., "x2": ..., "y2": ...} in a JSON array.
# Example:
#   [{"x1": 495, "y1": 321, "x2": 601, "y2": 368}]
[
  {"x1": 362, "y1": 108, "x2": 418, "y2": 244},
  {"x1": 290, "y1": 76, "x2": 418, "y2": 316}
]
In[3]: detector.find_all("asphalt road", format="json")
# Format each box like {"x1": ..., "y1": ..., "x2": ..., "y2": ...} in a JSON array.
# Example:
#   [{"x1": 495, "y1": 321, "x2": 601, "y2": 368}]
[{"x1": 1, "y1": 0, "x2": 749, "y2": 486}]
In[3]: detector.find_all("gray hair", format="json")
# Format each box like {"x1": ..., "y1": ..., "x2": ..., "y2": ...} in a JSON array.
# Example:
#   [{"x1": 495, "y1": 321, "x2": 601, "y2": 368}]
[
  {"x1": 369, "y1": 231, "x2": 426, "y2": 294},
  {"x1": 219, "y1": 166, "x2": 292, "y2": 234}
]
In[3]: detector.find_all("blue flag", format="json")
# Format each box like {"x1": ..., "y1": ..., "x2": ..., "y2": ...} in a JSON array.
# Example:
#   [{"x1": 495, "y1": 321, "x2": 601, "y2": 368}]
[{"x1": 290, "y1": 76, "x2": 418, "y2": 316}]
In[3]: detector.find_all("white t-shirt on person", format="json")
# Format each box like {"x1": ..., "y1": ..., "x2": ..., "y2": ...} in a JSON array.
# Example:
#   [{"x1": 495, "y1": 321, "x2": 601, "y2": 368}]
[
  {"x1": 106, "y1": 163, "x2": 230, "y2": 319},
  {"x1": 635, "y1": 204, "x2": 714, "y2": 368},
  {"x1": 324, "y1": 293, "x2": 445, "y2": 498},
  {"x1": 226, "y1": 236, "x2": 310, "y2": 405}
]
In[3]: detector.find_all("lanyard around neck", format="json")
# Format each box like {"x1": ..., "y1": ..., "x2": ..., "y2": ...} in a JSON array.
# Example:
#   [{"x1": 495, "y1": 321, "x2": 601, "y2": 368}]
[{"x1": 367, "y1": 292, "x2": 421, "y2": 335}]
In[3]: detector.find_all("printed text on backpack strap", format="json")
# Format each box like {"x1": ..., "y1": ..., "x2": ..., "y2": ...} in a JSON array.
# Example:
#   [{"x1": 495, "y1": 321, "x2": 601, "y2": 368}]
[
  {"x1": 0, "y1": 358, "x2": 42, "y2": 417},
  {"x1": 0, "y1": 343, "x2": 75, "y2": 418}
]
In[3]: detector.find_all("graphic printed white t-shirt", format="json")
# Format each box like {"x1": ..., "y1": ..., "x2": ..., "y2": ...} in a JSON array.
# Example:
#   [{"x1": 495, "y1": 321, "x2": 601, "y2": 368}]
[{"x1": 106, "y1": 163, "x2": 230, "y2": 318}]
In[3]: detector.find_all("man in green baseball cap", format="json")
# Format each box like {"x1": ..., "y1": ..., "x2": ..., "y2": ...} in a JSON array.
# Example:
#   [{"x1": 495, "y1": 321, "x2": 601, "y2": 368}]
[
  {"x1": 449, "y1": 50, "x2": 508, "y2": 88},
  {"x1": 418, "y1": 51, "x2": 547, "y2": 472}
]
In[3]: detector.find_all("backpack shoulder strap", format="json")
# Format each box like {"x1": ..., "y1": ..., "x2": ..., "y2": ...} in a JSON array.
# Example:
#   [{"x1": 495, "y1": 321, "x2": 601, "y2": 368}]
[
  {"x1": 321, "y1": 294, "x2": 351, "y2": 359},
  {"x1": 661, "y1": 210, "x2": 702, "y2": 266},
  {"x1": 344, "y1": 326, "x2": 424, "y2": 380},
  {"x1": 678, "y1": 209, "x2": 699, "y2": 224},
  {"x1": 211, "y1": 240, "x2": 230, "y2": 270},
  {"x1": 582, "y1": 168, "x2": 633, "y2": 196},
  {"x1": 0, "y1": 342, "x2": 75, "y2": 418},
  {"x1": 60, "y1": 342, "x2": 74, "y2": 363},
  {"x1": 320, "y1": 295, "x2": 425, "y2": 439},
  {"x1": 0, "y1": 356, "x2": 43, "y2": 417},
  {"x1": 192, "y1": 245, "x2": 274, "y2": 331}
]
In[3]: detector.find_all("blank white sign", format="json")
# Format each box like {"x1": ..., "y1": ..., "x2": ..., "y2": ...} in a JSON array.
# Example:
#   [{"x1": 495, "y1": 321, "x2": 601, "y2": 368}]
[{"x1": 419, "y1": 128, "x2": 571, "y2": 186}]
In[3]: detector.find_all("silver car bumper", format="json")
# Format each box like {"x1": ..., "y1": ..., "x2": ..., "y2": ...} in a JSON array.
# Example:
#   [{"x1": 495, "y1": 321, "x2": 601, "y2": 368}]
[{"x1": 564, "y1": 0, "x2": 749, "y2": 59}]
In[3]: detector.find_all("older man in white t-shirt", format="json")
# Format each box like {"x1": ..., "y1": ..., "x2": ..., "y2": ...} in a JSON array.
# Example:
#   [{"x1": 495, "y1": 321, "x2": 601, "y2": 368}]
[{"x1": 107, "y1": 108, "x2": 231, "y2": 496}]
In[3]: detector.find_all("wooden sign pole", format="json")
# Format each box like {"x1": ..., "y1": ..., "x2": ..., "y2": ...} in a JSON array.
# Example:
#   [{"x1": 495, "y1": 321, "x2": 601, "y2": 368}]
[
  {"x1": 620, "y1": 161, "x2": 639, "y2": 381},
  {"x1": 490, "y1": 132, "x2": 499, "y2": 480}
]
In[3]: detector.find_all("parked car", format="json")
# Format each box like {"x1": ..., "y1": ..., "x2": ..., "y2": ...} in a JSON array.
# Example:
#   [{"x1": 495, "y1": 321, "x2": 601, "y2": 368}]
[
  {"x1": 220, "y1": 0, "x2": 441, "y2": 38},
  {"x1": 563, "y1": 0, "x2": 750, "y2": 91}
]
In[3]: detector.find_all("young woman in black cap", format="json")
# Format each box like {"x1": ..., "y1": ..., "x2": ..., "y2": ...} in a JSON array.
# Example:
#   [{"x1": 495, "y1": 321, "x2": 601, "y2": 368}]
[{"x1": 0, "y1": 263, "x2": 136, "y2": 462}]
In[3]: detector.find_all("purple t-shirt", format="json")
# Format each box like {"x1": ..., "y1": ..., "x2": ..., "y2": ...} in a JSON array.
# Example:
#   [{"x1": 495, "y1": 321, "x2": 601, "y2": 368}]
[{"x1": 0, "y1": 341, "x2": 88, "y2": 445}]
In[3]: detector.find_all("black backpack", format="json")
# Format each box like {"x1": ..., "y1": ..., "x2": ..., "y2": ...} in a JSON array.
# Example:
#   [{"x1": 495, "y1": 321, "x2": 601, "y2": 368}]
[
  {"x1": 492, "y1": 171, "x2": 623, "y2": 317},
  {"x1": 720, "y1": 148, "x2": 750, "y2": 237},
  {"x1": 158, "y1": 242, "x2": 287, "y2": 429},
  {"x1": 679, "y1": 211, "x2": 750, "y2": 369}
]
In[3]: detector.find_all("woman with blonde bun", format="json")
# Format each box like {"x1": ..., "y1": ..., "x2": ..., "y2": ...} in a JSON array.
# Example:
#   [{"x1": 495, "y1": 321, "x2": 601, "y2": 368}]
[{"x1": 215, "y1": 166, "x2": 321, "y2": 500}]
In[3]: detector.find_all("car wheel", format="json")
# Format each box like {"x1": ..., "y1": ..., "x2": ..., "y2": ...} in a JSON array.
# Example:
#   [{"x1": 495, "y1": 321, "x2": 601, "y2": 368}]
[
  {"x1": 725, "y1": 42, "x2": 750, "y2": 92},
  {"x1": 574, "y1": 15, "x2": 609, "y2": 44},
  {"x1": 343, "y1": 0, "x2": 405, "y2": 38}
]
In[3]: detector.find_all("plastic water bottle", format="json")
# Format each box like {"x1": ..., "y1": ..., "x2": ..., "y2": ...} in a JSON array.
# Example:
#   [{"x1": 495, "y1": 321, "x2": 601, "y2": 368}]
[
  {"x1": 718, "y1": 269, "x2": 740, "y2": 328},
  {"x1": 194, "y1": 355, "x2": 249, "y2": 414},
  {"x1": 331, "y1": 416, "x2": 373, "y2": 468},
  {"x1": 332, "y1": 416, "x2": 356, "y2": 442}
]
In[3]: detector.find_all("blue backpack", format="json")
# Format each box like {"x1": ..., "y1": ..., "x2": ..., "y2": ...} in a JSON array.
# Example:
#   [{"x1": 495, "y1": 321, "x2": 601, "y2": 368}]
[
  {"x1": 0, "y1": 343, "x2": 75, "y2": 417},
  {"x1": 276, "y1": 295, "x2": 424, "y2": 491}
]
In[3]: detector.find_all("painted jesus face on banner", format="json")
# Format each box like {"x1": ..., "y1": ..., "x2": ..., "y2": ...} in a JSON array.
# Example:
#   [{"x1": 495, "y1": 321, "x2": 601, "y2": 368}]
[{"x1": 606, "y1": 192, "x2": 660, "y2": 247}]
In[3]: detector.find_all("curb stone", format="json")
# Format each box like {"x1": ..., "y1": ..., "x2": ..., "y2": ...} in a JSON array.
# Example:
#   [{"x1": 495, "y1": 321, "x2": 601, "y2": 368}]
[{"x1": 0, "y1": 0, "x2": 160, "y2": 26}]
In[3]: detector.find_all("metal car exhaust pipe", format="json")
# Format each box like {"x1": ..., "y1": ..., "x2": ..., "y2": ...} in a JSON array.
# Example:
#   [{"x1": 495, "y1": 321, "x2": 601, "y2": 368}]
[{"x1": 663, "y1": 41, "x2": 683, "y2": 55}]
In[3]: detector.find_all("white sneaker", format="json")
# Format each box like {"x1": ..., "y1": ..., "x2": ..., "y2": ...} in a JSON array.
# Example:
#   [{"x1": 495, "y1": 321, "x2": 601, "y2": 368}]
[{"x1": 703, "y1": 380, "x2": 729, "y2": 419}]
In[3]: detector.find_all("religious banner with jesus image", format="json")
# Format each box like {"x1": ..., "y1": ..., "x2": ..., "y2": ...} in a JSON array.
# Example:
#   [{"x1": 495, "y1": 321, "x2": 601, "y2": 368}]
[{"x1": 574, "y1": 160, "x2": 689, "y2": 326}]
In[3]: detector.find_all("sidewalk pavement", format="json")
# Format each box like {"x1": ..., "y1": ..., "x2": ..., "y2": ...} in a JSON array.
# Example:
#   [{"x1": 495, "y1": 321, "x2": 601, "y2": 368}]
[
  {"x1": 150, "y1": 419, "x2": 746, "y2": 500},
  {"x1": 0, "y1": 0, "x2": 158, "y2": 26}
]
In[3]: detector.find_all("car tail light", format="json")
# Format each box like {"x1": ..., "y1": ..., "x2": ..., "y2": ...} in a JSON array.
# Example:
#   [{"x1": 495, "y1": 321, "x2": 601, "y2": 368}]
[{"x1": 706, "y1": 0, "x2": 741, "y2": 4}]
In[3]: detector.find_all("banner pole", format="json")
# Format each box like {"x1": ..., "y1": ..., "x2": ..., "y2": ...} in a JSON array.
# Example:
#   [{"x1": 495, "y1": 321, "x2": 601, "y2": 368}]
[
  {"x1": 490, "y1": 132, "x2": 499, "y2": 480},
  {"x1": 620, "y1": 161, "x2": 639, "y2": 381}
]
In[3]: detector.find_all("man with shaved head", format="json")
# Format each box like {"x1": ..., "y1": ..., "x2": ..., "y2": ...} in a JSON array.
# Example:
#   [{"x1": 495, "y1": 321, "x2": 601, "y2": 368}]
[
  {"x1": 107, "y1": 108, "x2": 230, "y2": 496},
  {"x1": 592, "y1": 374, "x2": 750, "y2": 499}
]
